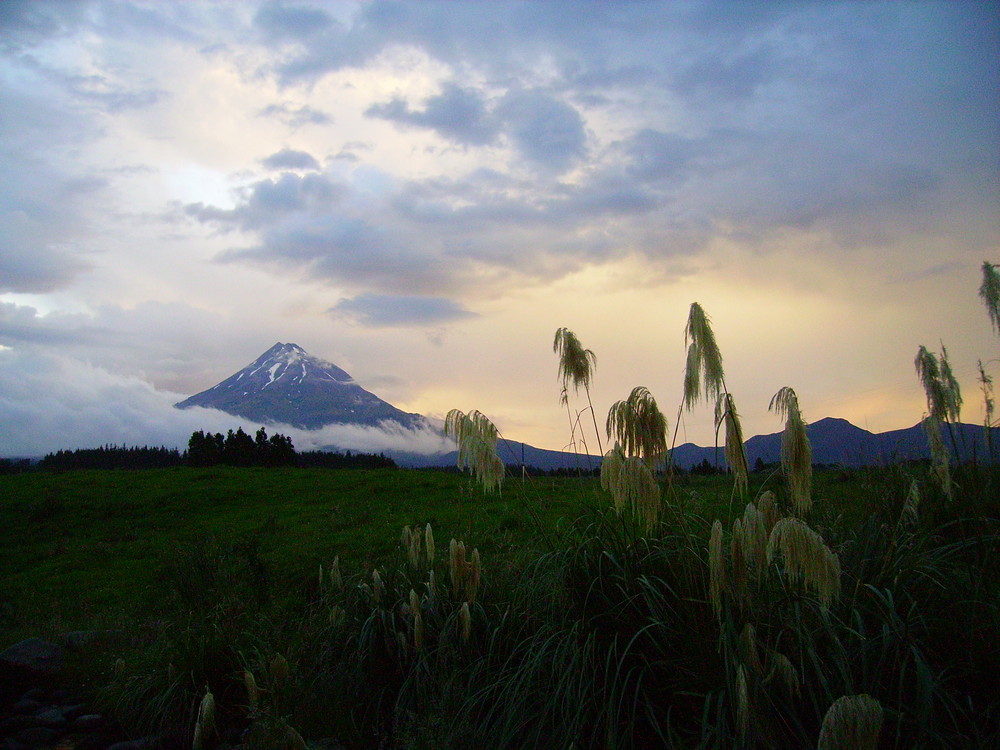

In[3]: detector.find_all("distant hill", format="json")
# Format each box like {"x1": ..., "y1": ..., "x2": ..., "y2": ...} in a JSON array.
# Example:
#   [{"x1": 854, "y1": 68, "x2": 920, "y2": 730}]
[{"x1": 671, "y1": 417, "x2": 999, "y2": 469}]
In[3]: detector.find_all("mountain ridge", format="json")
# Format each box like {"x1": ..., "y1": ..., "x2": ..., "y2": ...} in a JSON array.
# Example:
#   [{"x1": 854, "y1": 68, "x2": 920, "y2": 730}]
[{"x1": 175, "y1": 342, "x2": 425, "y2": 430}]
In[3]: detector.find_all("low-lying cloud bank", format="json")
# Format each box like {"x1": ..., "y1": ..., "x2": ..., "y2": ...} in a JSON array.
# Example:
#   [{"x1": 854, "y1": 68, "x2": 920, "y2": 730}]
[{"x1": 0, "y1": 348, "x2": 454, "y2": 459}]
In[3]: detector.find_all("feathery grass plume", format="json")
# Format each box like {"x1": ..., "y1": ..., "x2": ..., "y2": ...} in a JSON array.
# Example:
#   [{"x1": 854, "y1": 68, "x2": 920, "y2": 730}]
[
  {"x1": 410, "y1": 589, "x2": 424, "y2": 651},
  {"x1": 683, "y1": 302, "x2": 726, "y2": 409},
  {"x1": 740, "y1": 623, "x2": 763, "y2": 675},
  {"x1": 756, "y1": 491, "x2": 782, "y2": 536},
  {"x1": 329, "y1": 604, "x2": 345, "y2": 627},
  {"x1": 450, "y1": 539, "x2": 467, "y2": 597},
  {"x1": 978, "y1": 360, "x2": 995, "y2": 451},
  {"x1": 553, "y1": 327, "x2": 604, "y2": 455},
  {"x1": 600, "y1": 444, "x2": 626, "y2": 509},
  {"x1": 716, "y1": 392, "x2": 749, "y2": 493},
  {"x1": 192, "y1": 686, "x2": 215, "y2": 750},
  {"x1": 980, "y1": 261, "x2": 1000, "y2": 334},
  {"x1": 766, "y1": 517, "x2": 841, "y2": 611},
  {"x1": 739, "y1": 502, "x2": 768, "y2": 575},
  {"x1": 425, "y1": 522, "x2": 435, "y2": 563},
  {"x1": 459, "y1": 601, "x2": 472, "y2": 643},
  {"x1": 902, "y1": 480, "x2": 920, "y2": 527},
  {"x1": 938, "y1": 344, "x2": 962, "y2": 420},
  {"x1": 766, "y1": 651, "x2": 800, "y2": 697},
  {"x1": 603, "y1": 452, "x2": 660, "y2": 530},
  {"x1": 245, "y1": 670, "x2": 259, "y2": 713},
  {"x1": 736, "y1": 664, "x2": 750, "y2": 738},
  {"x1": 923, "y1": 416, "x2": 953, "y2": 500},
  {"x1": 466, "y1": 547, "x2": 481, "y2": 604},
  {"x1": 730, "y1": 518, "x2": 748, "y2": 607},
  {"x1": 271, "y1": 654, "x2": 290, "y2": 687},
  {"x1": 915, "y1": 345, "x2": 962, "y2": 422},
  {"x1": 445, "y1": 408, "x2": 505, "y2": 493},
  {"x1": 330, "y1": 556, "x2": 342, "y2": 589},
  {"x1": 606, "y1": 386, "x2": 668, "y2": 462},
  {"x1": 709, "y1": 520, "x2": 725, "y2": 618},
  {"x1": 318, "y1": 563, "x2": 323, "y2": 591},
  {"x1": 817, "y1": 694, "x2": 883, "y2": 750},
  {"x1": 428, "y1": 569, "x2": 437, "y2": 600},
  {"x1": 372, "y1": 569, "x2": 385, "y2": 605},
  {"x1": 769, "y1": 387, "x2": 812, "y2": 514},
  {"x1": 285, "y1": 726, "x2": 308, "y2": 750}
]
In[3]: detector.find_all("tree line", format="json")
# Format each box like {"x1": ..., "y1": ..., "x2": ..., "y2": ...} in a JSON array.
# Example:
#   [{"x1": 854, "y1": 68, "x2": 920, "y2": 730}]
[{"x1": 17, "y1": 427, "x2": 397, "y2": 471}]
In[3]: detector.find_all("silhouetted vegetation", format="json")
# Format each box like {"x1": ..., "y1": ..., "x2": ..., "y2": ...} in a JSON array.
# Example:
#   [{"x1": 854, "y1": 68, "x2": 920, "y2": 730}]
[
  {"x1": 39, "y1": 444, "x2": 182, "y2": 471},
  {"x1": 298, "y1": 449, "x2": 397, "y2": 469},
  {"x1": 186, "y1": 427, "x2": 296, "y2": 467}
]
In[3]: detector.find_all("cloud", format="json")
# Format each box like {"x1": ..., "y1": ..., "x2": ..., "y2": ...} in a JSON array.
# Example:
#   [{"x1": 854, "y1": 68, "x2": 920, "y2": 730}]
[
  {"x1": 329, "y1": 293, "x2": 477, "y2": 327},
  {"x1": 258, "y1": 102, "x2": 332, "y2": 127},
  {"x1": 366, "y1": 82, "x2": 499, "y2": 146},
  {"x1": 0, "y1": 347, "x2": 453, "y2": 458},
  {"x1": 496, "y1": 90, "x2": 586, "y2": 172},
  {"x1": 261, "y1": 148, "x2": 321, "y2": 171},
  {"x1": 187, "y1": 172, "x2": 346, "y2": 230},
  {"x1": 253, "y1": 0, "x2": 336, "y2": 43}
]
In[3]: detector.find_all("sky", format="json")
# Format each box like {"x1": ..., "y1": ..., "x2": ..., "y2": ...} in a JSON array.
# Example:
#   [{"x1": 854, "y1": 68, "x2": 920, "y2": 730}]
[{"x1": 1, "y1": 0, "x2": 998, "y2": 458}]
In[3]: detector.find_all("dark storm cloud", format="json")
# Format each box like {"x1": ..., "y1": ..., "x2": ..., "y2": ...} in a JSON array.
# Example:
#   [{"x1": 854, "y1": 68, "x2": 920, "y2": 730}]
[
  {"x1": 366, "y1": 83, "x2": 498, "y2": 147},
  {"x1": 261, "y1": 148, "x2": 321, "y2": 171},
  {"x1": 329, "y1": 293, "x2": 477, "y2": 327}
]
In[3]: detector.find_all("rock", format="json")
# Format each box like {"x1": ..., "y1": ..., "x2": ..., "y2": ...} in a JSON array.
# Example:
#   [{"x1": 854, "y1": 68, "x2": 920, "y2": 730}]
[
  {"x1": 71, "y1": 713, "x2": 104, "y2": 731},
  {"x1": 32, "y1": 707, "x2": 66, "y2": 727},
  {"x1": 0, "y1": 639, "x2": 63, "y2": 675},
  {"x1": 14, "y1": 727, "x2": 56, "y2": 747},
  {"x1": 106, "y1": 737, "x2": 159, "y2": 750},
  {"x1": 0, "y1": 715, "x2": 44, "y2": 733},
  {"x1": 61, "y1": 702, "x2": 88, "y2": 720},
  {"x1": 10, "y1": 698, "x2": 42, "y2": 714},
  {"x1": 60, "y1": 630, "x2": 124, "y2": 651}
]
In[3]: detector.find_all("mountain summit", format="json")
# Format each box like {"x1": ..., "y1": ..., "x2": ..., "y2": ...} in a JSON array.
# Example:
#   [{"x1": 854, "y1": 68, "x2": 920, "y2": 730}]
[{"x1": 175, "y1": 342, "x2": 425, "y2": 430}]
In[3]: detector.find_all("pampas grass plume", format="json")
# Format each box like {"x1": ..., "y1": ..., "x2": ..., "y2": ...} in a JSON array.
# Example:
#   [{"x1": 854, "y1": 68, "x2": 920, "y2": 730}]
[
  {"x1": 817, "y1": 694, "x2": 883, "y2": 750},
  {"x1": 709, "y1": 520, "x2": 724, "y2": 618},
  {"x1": 767, "y1": 517, "x2": 841, "y2": 611},
  {"x1": 769, "y1": 387, "x2": 812, "y2": 514},
  {"x1": 244, "y1": 670, "x2": 259, "y2": 713},
  {"x1": 460, "y1": 601, "x2": 472, "y2": 643},
  {"x1": 425, "y1": 522, "x2": 435, "y2": 563},
  {"x1": 192, "y1": 686, "x2": 215, "y2": 750}
]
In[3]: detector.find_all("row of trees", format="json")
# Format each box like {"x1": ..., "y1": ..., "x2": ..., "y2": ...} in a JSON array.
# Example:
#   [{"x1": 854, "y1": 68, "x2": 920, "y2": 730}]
[
  {"x1": 39, "y1": 445, "x2": 183, "y2": 471},
  {"x1": 187, "y1": 427, "x2": 297, "y2": 467},
  {"x1": 20, "y1": 427, "x2": 396, "y2": 471}
]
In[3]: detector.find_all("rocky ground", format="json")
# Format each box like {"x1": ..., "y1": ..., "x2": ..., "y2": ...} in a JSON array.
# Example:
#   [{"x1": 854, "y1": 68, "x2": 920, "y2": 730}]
[{"x1": 0, "y1": 635, "x2": 157, "y2": 750}]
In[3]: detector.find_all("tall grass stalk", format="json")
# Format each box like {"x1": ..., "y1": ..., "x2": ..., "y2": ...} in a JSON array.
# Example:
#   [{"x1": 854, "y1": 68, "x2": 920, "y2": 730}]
[
  {"x1": 554, "y1": 327, "x2": 604, "y2": 458},
  {"x1": 445, "y1": 408, "x2": 505, "y2": 493},
  {"x1": 979, "y1": 261, "x2": 1000, "y2": 334},
  {"x1": 769, "y1": 387, "x2": 813, "y2": 514},
  {"x1": 605, "y1": 386, "x2": 668, "y2": 463}
]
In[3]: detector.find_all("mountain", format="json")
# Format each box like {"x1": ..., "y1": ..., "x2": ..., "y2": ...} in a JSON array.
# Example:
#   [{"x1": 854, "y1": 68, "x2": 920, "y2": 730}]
[
  {"x1": 672, "y1": 417, "x2": 999, "y2": 469},
  {"x1": 175, "y1": 342, "x2": 425, "y2": 430}
]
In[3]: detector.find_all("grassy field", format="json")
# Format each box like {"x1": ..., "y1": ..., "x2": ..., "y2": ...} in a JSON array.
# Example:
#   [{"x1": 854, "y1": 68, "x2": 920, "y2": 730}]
[
  {"x1": 0, "y1": 466, "x2": 601, "y2": 641},
  {"x1": 1, "y1": 463, "x2": 997, "y2": 748}
]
